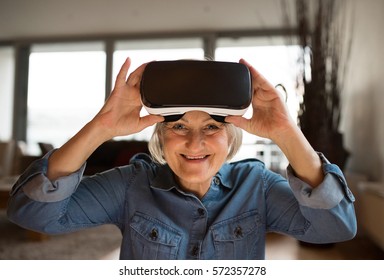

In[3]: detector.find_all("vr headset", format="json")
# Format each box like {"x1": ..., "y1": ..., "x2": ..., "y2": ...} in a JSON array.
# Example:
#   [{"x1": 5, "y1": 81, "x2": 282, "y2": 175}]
[{"x1": 140, "y1": 60, "x2": 252, "y2": 122}]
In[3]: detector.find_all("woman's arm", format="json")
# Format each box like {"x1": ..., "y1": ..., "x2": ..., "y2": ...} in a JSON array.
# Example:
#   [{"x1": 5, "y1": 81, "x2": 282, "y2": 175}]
[{"x1": 270, "y1": 124, "x2": 323, "y2": 187}]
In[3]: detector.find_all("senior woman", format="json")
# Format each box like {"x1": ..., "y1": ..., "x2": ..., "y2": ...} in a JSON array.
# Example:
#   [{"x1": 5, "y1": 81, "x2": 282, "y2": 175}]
[{"x1": 7, "y1": 58, "x2": 356, "y2": 259}]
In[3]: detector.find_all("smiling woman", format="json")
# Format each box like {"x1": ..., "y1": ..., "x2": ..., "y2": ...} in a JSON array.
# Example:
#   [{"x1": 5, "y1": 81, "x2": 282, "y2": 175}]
[
  {"x1": 159, "y1": 112, "x2": 235, "y2": 198},
  {"x1": 7, "y1": 57, "x2": 357, "y2": 260}
]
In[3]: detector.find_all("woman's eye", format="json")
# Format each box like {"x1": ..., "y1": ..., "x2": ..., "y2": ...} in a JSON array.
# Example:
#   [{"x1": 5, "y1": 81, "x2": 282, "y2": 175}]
[
  {"x1": 172, "y1": 124, "x2": 186, "y2": 130},
  {"x1": 206, "y1": 124, "x2": 219, "y2": 130},
  {"x1": 169, "y1": 124, "x2": 189, "y2": 135},
  {"x1": 204, "y1": 124, "x2": 222, "y2": 134}
]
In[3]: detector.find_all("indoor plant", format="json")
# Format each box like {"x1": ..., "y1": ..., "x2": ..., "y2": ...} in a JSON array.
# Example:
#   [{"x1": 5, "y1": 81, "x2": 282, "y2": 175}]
[{"x1": 293, "y1": 0, "x2": 352, "y2": 169}]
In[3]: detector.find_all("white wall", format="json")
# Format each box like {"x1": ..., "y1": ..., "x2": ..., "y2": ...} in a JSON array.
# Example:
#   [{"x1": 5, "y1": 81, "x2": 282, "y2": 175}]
[
  {"x1": 342, "y1": 0, "x2": 384, "y2": 181},
  {"x1": 0, "y1": 0, "x2": 288, "y2": 40}
]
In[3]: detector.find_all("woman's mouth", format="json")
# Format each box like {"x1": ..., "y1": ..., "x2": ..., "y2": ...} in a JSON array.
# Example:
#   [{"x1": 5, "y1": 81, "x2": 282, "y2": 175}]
[{"x1": 181, "y1": 154, "x2": 209, "y2": 160}]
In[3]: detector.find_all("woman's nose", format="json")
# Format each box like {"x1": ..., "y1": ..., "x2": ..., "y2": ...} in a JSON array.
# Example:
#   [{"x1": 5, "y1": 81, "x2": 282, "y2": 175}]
[{"x1": 186, "y1": 131, "x2": 205, "y2": 151}]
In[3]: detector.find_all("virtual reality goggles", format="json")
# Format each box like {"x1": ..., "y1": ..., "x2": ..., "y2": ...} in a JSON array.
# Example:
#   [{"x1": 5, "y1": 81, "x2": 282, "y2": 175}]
[{"x1": 140, "y1": 60, "x2": 252, "y2": 122}]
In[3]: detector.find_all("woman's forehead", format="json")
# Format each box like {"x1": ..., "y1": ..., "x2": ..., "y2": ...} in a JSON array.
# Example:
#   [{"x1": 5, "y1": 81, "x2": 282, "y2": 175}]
[{"x1": 179, "y1": 111, "x2": 214, "y2": 123}]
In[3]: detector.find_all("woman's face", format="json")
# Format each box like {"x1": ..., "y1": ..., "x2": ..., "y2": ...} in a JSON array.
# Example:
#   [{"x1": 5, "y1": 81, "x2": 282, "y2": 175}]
[{"x1": 161, "y1": 111, "x2": 230, "y2": 192}]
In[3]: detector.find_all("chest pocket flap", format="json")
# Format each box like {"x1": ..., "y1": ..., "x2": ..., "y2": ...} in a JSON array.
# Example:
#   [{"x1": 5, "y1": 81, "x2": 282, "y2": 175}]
[
  {"x1": 210, "y1": 210, "x2": 261, "y2": 259},
  {"x1": 130, "y1": 212, "x2": 182, "y2": 259},
  {"x1": 211, "y1": 210, "x2": 260, "y2": 241}
]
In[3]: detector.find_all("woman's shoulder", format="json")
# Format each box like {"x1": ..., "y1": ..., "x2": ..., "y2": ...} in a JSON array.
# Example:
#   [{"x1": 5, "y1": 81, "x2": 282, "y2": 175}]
[
  {"x1": 118, "y1": 152, "x2": 168, "y2": 178},
  {"x1": 218, "y1": 158, "x2": 266, "y2": 178},
  {"x1": 128, "y1": 153, "x2": 156, "y2": 166}
]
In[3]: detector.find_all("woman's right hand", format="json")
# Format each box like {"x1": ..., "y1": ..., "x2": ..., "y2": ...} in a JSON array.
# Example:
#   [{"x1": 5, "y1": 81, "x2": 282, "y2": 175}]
[
  {"x1": 93, "y1": 58, "x2": 164, "y2": 141},
  {"x1": 47, "y1": 58, "x2": 163, "y2": 180}
]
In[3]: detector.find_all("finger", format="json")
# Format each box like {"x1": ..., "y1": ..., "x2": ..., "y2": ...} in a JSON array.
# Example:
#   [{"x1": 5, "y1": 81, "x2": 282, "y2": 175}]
[
  {"x1": 115, "y1": 57, "x2": 132, "y2": 87},
  {"x1": 239, "y1": 58, "x2": 274, "y2": 91},
  {"x1": 126, "y1": 62, "x2": 150, "y2": 88},
  {"x1": 240, "y1": 58, "x2": 283, "y2": 103}
]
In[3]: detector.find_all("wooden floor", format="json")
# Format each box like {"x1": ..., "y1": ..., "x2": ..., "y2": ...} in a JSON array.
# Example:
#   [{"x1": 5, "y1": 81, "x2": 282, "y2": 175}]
[
  {"x1": 100, "y1": 232, "x2": 384, "y2": 260},
  {"x1": 265, "y1": 233, "x2": 384, "y2": 260}
]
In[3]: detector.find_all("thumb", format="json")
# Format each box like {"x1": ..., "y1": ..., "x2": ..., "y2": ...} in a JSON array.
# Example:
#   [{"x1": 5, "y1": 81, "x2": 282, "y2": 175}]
[
  {"x1": 225, "y1": 115, "x2": 249, "y2": 130},
  {"x1": 137, "y1": 115, "x2": 164, "y2": 131}
]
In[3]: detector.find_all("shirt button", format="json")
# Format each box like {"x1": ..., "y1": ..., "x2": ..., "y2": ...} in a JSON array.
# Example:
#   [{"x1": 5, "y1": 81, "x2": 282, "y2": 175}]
[
  {"x1": 234, "y1": 226, "x2": 243, "y2": 238},
  {"x1": 197, "y1": 208, "x2": 205, "y2": 216},
  {"x1": 149, "y1": 228, "x2": 158, "y2": 241},
  {"x1": 347, "y1": 188, "x2": 353, "y2": 196},
  {"x1": 213, "y1": 177, "x2": 220, "y2": 185}
]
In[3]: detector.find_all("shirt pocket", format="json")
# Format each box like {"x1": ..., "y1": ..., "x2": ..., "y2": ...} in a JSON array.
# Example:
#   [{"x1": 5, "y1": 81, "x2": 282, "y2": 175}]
[
  {"x1": 211, "y1": 210, "x2": 261, "y2": 259},
  {"x1": 130, "y1": 212, "x2": 182, "y2": 259}
]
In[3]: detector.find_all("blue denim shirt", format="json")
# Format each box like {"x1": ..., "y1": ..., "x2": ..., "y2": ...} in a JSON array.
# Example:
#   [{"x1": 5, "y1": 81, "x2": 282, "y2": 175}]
[{"x1": 7, "y1": 152, "x2": 356, "y2": 259}]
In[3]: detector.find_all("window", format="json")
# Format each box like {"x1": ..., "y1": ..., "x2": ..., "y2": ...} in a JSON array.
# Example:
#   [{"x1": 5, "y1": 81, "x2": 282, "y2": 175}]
[
  {"x1": 113, "y1": 38, "x2": 204, "y2": 78},
  {"x1": 27, "y1": 42, "x2": 106, "y2": 155},
  {"x1": 0, "y1": 47, "x2": 15, "y2": 141}
]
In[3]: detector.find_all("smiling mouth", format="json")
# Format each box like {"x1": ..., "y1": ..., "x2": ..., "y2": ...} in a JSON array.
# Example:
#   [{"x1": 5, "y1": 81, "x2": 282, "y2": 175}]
[{"x1": 182, "y1": 154, "x2": 209, "y2": 160}]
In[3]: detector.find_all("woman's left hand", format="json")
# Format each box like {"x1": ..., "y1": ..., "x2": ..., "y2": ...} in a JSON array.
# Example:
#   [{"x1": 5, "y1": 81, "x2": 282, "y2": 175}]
[
  {"x1": 226, "y1": 59, "x2": 324, "y2": 187},
  {"x1": 225, "y1": 58, "x2": 296, "y2": 143}
]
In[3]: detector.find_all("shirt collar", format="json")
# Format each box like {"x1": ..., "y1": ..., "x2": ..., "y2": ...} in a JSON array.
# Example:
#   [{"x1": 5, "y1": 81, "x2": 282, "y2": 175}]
[
  {"x1": 149, "y1": 164, "x2": 178, "y2": 191},
  {"x1": 150, "y1": 163, "x2": 233, "y2": 191},
  {"x1": 215, "y1": 163, "x2": 233, "y2": 189}
]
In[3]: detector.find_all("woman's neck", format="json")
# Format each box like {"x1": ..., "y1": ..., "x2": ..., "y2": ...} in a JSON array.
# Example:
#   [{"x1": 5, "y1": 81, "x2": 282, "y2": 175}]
[{"x1": 175, "y1": 176, "x2": 211, "y2": 199}]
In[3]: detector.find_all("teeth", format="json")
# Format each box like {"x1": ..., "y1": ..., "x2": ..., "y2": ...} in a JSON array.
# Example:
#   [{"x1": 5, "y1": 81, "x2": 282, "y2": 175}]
[{"x1": 184, "y1": 155, "x2": 206, "y2": 160}]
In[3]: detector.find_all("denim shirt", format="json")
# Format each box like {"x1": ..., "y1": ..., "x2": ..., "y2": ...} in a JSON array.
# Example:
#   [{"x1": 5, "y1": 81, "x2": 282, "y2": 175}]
[{"x1": 7, "y1": 152, "x2": 356, "y2": 259}]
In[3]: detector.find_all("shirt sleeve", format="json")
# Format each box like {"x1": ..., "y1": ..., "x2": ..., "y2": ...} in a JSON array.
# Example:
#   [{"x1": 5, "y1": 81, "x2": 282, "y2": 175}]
[
  {"x1": 265, "y1": 152, "x2": 357, "y2": 243},
  {"x1": 9, "y1": 150, "x2": 85, "y2": 202},
  {"x1": 7, "y1": 150, "x2": 128, "y2": 234},
  {"x1": 286, "y1": 152, "x2": 355, "y2": 209}
]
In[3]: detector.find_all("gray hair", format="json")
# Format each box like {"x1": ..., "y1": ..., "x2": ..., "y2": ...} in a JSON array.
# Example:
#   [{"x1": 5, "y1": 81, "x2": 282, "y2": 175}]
[{"x1": 148, "y1": 122, "x2": 243, "y2": 165}]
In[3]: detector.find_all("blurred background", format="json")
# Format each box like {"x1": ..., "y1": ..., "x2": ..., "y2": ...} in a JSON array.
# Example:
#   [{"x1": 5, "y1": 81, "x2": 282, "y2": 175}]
[{"x1": 1, "y1": 0, "x2": 384, "y2": 259}]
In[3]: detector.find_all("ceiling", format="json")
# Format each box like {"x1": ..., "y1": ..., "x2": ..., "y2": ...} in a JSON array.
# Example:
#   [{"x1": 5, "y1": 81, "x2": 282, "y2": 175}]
[{"x1": 0, "y1": 0, "x2": 296, "y2": 42}]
